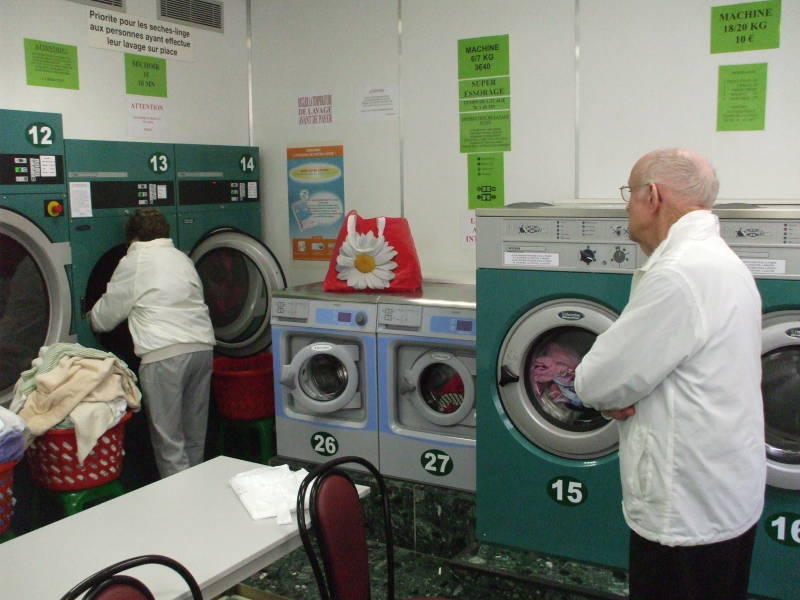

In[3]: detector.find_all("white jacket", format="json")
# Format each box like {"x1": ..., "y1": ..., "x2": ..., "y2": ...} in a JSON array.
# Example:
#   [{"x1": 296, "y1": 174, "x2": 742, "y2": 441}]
[
  {"x1": 89, "y1": 238, "x2": 215, "y2": 363},
  {"x1": 575, "y1": 210, "x2": 766, "y2": 546}
]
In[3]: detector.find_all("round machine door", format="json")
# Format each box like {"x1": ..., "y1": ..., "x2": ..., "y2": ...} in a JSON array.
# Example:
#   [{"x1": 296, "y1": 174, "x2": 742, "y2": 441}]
[
  {"x1": 84, "y1": 244, "x2": 138, "y2": 370},
  {"x1": 191, "y1": 230, "x2": 286, "y2": 357},
  {"x1": 0, "y1": 209, "x2": 71, "y2": 406},
  {"x1": 403, "y1": 350, "x2": 475, "y2": 426},
  {"x1": 280, "y1": 342, "x2": 361, "y2": 413},
  {"x1": 761, "y1": 311, "x2": 800, "y2": 490},
  {"x1": 497, "y1": 299, "x2": 619, "y2": 460}
]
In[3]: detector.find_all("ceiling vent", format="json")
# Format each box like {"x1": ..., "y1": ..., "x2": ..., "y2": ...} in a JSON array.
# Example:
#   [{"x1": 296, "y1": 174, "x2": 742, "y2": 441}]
[
  {"x1": 67, "y1": 0, "x2": 125, "y2": 11},
  {"x1": 159, "y1": 0, "x2": 224, "y2": 33}
]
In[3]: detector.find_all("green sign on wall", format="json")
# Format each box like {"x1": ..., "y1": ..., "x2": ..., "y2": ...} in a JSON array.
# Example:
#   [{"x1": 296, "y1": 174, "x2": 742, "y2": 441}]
[
  {"x1": 711, "y1": 0, "x2": 781, "y2": 53},
  {"x1": 24, "y1": 38, "x2": 79, "y2": 90},
  {"x1": 125, "y1": 53, "x2": 167, "y2": 98},
  {"x1": 468, "y1": 153, "x2": 504, "y2": 209},
  {"x1": 717, "y1": 63, "x2": 768, "y2": 131},
  {"x1": 460, "y1": 111, "x2": 511, "y2": 153},
  {"x1": 458, "y1": 34, "x2": 509, "y2": 79}
]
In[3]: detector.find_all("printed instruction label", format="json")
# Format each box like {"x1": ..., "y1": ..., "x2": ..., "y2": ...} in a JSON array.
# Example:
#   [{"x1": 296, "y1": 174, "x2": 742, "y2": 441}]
[
  {"x1": 742, "y1": 258, "x2": 786, "y2": 274},
  {"x1": 503, "y1": 251, "x2": 559, "y2": 267}
]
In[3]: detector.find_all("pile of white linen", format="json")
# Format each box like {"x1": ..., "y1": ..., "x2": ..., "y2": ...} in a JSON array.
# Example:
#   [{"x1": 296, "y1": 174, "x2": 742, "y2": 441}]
[{"x1": 229, "y1": 464, "x2": 310, "y2": 524}]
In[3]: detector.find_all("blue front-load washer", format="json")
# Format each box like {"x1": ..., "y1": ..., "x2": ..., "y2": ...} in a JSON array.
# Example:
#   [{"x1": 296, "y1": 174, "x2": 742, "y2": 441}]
[{"x1": 271, "y1": 283, "x2": 379, "y2": 471}]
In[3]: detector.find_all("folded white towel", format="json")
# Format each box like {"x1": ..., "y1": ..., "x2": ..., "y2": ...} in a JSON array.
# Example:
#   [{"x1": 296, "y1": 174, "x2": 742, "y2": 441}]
[{"x1": 229, "y1": 465, "x2": 309, "y2": 524}]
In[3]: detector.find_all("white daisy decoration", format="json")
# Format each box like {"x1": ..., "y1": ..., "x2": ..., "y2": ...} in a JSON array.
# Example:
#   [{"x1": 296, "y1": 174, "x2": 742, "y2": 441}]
[{"x1": 336, "y1": 228, "x2": 398, "y2": 290}]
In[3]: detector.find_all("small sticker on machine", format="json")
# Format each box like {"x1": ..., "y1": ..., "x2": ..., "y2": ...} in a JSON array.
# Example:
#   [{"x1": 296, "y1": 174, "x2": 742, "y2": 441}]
[
  {"x1": 742, "y1": 258, "x2": 786, "y2": 275},
  {"x1": 503, "y1": 251, "x2": 559, "y2": 267}
]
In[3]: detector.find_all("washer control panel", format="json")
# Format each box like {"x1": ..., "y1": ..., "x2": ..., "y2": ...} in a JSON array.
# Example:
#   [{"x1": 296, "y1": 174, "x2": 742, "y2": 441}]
[
  {"x1": 271, "y1": 297, "x2": 377, "y2": 331},
  {"x1": 378, "y1": 303, "x2": 476, "y2": 341}
]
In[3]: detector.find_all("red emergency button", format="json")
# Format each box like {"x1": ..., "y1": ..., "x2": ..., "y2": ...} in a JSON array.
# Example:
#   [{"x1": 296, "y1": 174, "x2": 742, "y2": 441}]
[{"x1": 46, "y1": 200, "x2": 64, "y2": 217}]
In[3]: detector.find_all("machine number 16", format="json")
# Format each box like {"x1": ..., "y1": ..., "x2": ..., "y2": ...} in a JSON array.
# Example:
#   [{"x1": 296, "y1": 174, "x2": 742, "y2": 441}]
[
  {"x1": 766, "y1": 513, "x2": 800, "y2": 547},
  {"x1": 548, "y1": 476, "x2": 587, "y2": 506}
]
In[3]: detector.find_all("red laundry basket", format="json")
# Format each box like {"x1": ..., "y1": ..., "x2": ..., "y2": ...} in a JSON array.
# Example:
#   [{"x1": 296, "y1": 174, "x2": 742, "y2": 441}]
[
  {"x1": 0, "y1": 460, "x2": 18, "y2": 534},
  {"x1": 212, "y1": 352, "x2": 275, "y2": 420},
  {"x1": 27, "y1": 411, "x2": 132, "y2": 492}
]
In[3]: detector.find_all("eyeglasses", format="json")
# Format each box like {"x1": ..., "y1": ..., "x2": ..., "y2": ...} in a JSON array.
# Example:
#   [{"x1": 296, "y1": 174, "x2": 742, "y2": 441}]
[{"x1": 619, "y1": 183, "x2": 651, "y2": 202}]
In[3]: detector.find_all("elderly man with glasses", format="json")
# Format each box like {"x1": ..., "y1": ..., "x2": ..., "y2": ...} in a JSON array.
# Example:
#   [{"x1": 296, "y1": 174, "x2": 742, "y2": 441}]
[{"x1": 574, "y1": 148, "x2": 766, "y2": 600}]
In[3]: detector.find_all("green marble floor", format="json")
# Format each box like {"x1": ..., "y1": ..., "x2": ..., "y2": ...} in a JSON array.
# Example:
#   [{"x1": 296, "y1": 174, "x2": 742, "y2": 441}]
[{"x1": 241, "y1": 542, "x2": 610, "y2": 600}]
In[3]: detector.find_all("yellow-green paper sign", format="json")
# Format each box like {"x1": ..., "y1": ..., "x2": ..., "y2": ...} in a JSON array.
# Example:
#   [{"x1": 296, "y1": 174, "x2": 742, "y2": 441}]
[
  {"x1": 717, "y1": 63, "x2": 768, "y2": 131},
  {"x1": 711, "y1": 0, "x2": 781, "y2": 53},
  {"x1": 125, "y1": 53, "x2": 167, "y2": 98},
  {"x1": 24, "y1": 38, "x2": 79, "y2": 90}
]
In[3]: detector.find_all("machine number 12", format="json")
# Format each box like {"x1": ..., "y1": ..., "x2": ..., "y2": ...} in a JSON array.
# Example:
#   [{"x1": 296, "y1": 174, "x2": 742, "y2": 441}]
[
  {"x1": 548, "y1": 476, "x2": 587, "y2": 506},
  {"x1": 26, "y1": 123, "x2": 53, "y2": 147}
]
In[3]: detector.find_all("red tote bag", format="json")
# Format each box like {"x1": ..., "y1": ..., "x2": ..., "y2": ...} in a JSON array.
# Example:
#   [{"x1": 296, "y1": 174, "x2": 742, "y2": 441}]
[{"x1": 323, "y1": 210, "x2": 422, "y2": 292}]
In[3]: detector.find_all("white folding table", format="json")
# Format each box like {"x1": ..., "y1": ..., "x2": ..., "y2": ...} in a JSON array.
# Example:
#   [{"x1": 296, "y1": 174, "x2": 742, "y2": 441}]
[{"x1": 0, "y1": 455, "x2": 367, "y2": 599}]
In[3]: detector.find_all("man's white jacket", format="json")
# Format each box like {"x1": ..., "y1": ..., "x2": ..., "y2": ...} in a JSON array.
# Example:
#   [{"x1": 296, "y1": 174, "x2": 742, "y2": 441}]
[
  {"x1": 89, "y1": 238, "x2": 215, "y2": 364},
  {"x1": 575, "y1": 210, "x2": 766, "y2": 546}
]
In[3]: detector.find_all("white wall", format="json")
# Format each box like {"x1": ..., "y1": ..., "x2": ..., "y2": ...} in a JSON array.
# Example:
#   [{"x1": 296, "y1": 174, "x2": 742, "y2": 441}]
[
  {"x1": 251, "y1": 0, "x2": 402, "y2": 286},
  {"x1": 0, "y1": 0, "x2": 251, "y2": 144},
  {"x1": 579, "y1": 0, "x2": 800, "y2": 200},
  {"x1": 400, "y1": 0, "x2": 575, "y2": 282}
]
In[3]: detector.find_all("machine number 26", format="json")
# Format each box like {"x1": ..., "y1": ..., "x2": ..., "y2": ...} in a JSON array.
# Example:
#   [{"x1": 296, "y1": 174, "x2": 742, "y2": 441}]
[
  {"x1": 311, "y1": 432, "x2": 338, "y2": 457},
  {"x1": 766, "y1": 513, "x2": 800, "y2": 547},
  {"x1": 420, "y1": 450, "x2": 453, "y2": 476},
  {"x1": 547, "y1": 476, "x2": 588, "y2": 506}
]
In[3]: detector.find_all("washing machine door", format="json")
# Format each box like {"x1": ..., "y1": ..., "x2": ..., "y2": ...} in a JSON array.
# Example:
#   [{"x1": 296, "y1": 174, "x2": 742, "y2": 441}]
[
  {"x1": 280, "y1": 342, "x2": 362, "y2": 413},
  {"x1": 761, "y1": 311, "x2": 800, "y2": 490},
  {"x1": 403, "y1": 350, "x2": 475, "y2": 427},
  {"x1": 497, "y1": 298, "x2": 619, "y2": 460},
  {"x1": 0, "y1": 209, "x2": 71, "y2": 406},
  {"x1": 191, "y1": 230, "x2": 286, "y2": 357}
]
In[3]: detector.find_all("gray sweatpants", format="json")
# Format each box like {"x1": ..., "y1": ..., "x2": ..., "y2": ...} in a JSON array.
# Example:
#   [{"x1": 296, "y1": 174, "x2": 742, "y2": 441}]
[{"x1": 138, "y1": 350, "x2": 213, "y2": 478}]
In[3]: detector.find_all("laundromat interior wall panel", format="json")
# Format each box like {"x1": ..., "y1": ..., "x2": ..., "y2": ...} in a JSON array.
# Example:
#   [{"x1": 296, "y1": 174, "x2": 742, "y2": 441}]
[
  {"x1": 0, "y1": 0, "x2": 251, "y2": 145},
  {"x1": 399, "y1": 0, "x2": 576, "y2": 282},
  {"x1": 250, "y1": 0, "x2": 402, "y2": 287},
  {"x1": 578, "y1": 0, "x2": 800, "y2": 200}
]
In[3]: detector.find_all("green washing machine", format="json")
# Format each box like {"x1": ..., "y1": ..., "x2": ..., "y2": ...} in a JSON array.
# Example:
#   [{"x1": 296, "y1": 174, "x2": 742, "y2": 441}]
[
  {"x1": 175, "y1": 144, "x2": 285, "y2": 357},
  {"x1": 65, "y1": 139, "x2": 177, "y2": 370},
  {"x1": 717, "y1": 205, "x2": 800, "y2": 600},
  {"x1": 0, "y1": 109, "x2": 72, "y2": 407},
  {"x1": 476, "y1": 204, "x2": 636, "y2": 568}
]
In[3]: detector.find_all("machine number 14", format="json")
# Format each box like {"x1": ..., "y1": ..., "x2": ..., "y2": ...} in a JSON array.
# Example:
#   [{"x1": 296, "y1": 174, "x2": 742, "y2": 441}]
[{"x1": 548, "y1": 476, "x2": 587, "y2": 506}]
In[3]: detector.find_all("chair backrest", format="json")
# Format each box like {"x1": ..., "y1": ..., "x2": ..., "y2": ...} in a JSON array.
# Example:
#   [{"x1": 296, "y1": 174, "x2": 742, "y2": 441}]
[
  {"x1": 59, "y1": 555, "x2": 202, "y2": 600},
  {"x1": 297, "y1": 456, "x2": 396, "y2": 600}
]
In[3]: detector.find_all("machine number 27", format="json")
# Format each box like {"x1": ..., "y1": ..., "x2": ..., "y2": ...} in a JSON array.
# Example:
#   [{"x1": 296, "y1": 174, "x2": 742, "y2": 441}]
[
  {"x1": 548, "y1": 476, "x2": 588, "y2": 506},
  {"x1": 420, "y1": 450, "x2": 453, "y2": 476},
  {"x1": 311, "y1": 432, "x2": 338, "y2": 456}
]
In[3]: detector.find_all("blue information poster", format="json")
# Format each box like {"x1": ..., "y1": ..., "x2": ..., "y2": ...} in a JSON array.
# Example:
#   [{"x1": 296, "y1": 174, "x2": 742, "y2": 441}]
[{"x1": 286, "y1": 145, "x2": 345, "y2": 261}]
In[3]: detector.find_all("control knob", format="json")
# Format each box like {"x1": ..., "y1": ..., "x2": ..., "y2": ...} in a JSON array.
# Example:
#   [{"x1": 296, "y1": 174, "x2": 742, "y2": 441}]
[
  {"x1": 355, "y1": 311, "x2": 367, "y2": 326},
  {"x1": 579, "y1": 247, "x2": 596, "y2": 265}
]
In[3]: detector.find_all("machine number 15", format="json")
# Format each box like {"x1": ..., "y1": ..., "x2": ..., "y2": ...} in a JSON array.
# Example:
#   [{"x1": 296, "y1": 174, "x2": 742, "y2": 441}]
[{"x1": 548, "y1": 476, "x2": 587, "y2": 506}]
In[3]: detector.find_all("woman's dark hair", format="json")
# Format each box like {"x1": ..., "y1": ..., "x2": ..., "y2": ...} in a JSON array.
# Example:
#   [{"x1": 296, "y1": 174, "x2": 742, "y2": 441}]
[{"x1": 125, "y1": 208, "x2": 170, "y2": 242}]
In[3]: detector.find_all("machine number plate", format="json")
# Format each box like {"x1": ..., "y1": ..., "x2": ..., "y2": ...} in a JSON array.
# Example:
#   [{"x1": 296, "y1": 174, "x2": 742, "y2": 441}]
[
  {"x1": 547, "y1": 476, "x2": 587, "y2": 506},
  {"x1": 311, "y1": 432, "x2": 338, "y2": 456},
  {"x1": 420, "y1": 449, "x2": 453, "y2": 476},
  {"x1": 766, "y1": 512, "x2": 800, "y2": 546}
]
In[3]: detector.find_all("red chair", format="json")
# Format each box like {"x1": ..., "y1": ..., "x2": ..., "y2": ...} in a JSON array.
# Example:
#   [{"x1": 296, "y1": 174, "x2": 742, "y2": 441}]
[
  {"x1": 58, "y1": 554, "x2": 202, "y2": 600},
  {"x1": 297, "y1": 456, "x2": 450, "y2": 600}
]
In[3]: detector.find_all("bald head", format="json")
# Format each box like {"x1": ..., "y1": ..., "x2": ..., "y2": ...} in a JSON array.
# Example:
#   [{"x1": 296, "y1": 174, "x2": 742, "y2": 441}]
[{"x1": 633, "y1": 148, "x2": 719, "y2": 209}]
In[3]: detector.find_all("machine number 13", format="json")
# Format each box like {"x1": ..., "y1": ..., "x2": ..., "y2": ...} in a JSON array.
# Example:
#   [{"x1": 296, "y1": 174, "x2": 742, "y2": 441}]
[{"x1": 548, "y1": 476, "x2": 587, "y2": 506}]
